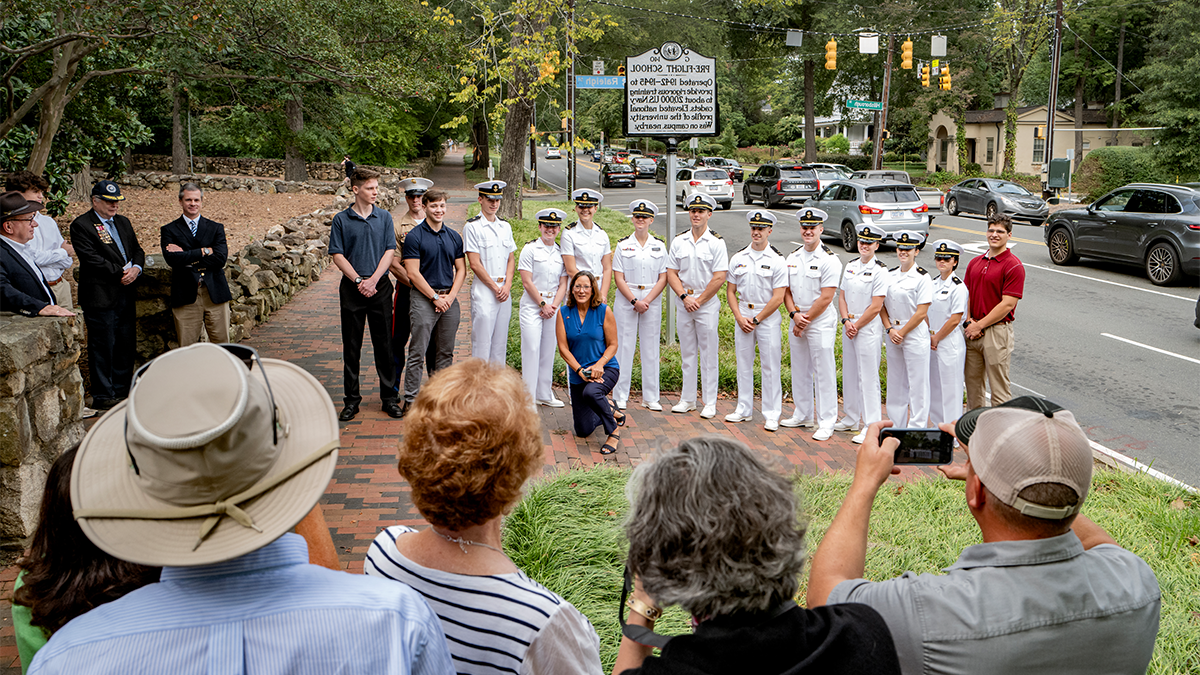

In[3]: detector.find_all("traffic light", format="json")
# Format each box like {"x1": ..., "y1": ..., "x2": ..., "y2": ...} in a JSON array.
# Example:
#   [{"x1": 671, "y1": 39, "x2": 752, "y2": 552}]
[
  {"x1": 617, "y1": 65, "x2": 626, "y2": 76},
  {"x1": 901, "y1": 40, "x2": 913, "y2": 69},
  {"x1": 1035, "y1": 125, "x2": 1045, "y2": 139},
  {"x1": 921, "y1": 64, "x2": 930, "y2": 87},
  {"x1": 881, "y1": 129, "x2": 891, "y2": 141},
  {"x1": 825, "y1": 40, "x2": 837, "y2": 70},
  {"x1": 939, "y1": 65, "x2": 951, "y2": 90}
]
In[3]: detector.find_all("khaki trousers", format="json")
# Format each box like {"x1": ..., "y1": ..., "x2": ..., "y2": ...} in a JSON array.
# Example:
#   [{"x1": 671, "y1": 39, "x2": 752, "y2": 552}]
[
  {"x1": 49, "y1": 279, "x2": 73, "y2": 309},
  {"x1": 172, "y1": 286, "x2": 230, "y2": 347},
  {"x1": 964, "y1": 322, "x2": 1014, "y2": 409}
]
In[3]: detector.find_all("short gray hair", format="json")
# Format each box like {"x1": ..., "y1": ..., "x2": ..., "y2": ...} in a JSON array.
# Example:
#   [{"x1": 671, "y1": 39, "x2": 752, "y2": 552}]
[
  {"x1": 178, "y1": 183, "x2": 202, "y2": 199},
  {"x1": 624, "y1": 435, "x2": 806, "y2": 618}
]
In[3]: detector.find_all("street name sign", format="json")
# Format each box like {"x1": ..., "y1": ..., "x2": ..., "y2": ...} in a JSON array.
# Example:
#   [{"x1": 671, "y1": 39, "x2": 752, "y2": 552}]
[
  {"x1": 847, "y1": 99, "x2": 883, "y2": 111},
  {"x1": 576, "y1": 75, "x2": 625, "y2": 89},
  {"x1": 625, "y1": 42, "x2": 717, "y2": 137}
]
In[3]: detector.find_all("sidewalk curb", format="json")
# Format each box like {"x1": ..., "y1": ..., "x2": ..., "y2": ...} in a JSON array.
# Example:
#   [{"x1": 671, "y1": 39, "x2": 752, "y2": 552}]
[{"x1": 1090, "y1": 441, "x2": 1198, "y2": 493}]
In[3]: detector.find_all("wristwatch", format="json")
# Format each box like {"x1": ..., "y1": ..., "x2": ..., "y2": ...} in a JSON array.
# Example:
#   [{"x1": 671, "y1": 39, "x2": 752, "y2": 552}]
[
  {"x1": 539, "y1": 300, "x2": 546, "y2": 307},
  {"x1": 840, "y1": 317, "x2": 849, "y2": 325},
  {"x1": 679, "y1": 292, "x2": 687, "y2": 301},
  {"x1": 751, "y1": 317, "x2": 759, "y2": 325},
  {"x1": 788, "y1": 310, "x2": 798, "y2": 319},
  {"x1": 354, "y1": 276, "x2": 364, "y2": 284},
  {"x1": 630, "y1": 298, "x2": 637, "y2": 306}
]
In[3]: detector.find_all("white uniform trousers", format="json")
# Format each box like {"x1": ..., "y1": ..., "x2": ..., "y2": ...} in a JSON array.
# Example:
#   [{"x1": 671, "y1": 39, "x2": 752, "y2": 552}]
[
  {"x1": 885, "y1": 323, "x2": 932, "y2": 428},
  {"x1": 841, "y1": 323, "x2": 884, "y2": 428},
  {"x1": 675, "y1": 296, "x2": 721, "y2": 406},
  {"x1": 614, "y1": 295, "x2": 662, "y2": 406},
  {"x1": 470, "y1": 281, "x2": 511, "y2": 364},
  {"x1": 732, "y1": 305, "x2": 782, "y2": 422},
  {"x1": 929, "y1": 333, "x2": 966, "y2": 427},
  {"x1": 788, "y1": 318, "x2": 838, "y2": 430},
  {"x1": 519, "y1": 296, "x2": 557, "y2": 401}
]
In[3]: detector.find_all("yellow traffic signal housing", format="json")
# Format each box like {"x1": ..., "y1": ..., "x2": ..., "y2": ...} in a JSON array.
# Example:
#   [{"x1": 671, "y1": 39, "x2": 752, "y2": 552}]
[
  {"x1": 1035, "y1": 125, "x2": 1045, "y2": 139},
  {"x1": 921, "y1": 65, "x2": 930, "y2": 87},
  {"x1": 901, "y1": 40, "x2": 913, "y2": 69},
  {"x1": 825, "y1": 40, "x2": 837, "y2": 70},
  {"x1": 617, "y1": 65, "x2": 626, "y2": 76},
  {"x1": 939, "y1": 66, "x2": 951, "y2": 90},
  {"x1": 882, "y1": 129, "x2": 891, "y2": 141}
]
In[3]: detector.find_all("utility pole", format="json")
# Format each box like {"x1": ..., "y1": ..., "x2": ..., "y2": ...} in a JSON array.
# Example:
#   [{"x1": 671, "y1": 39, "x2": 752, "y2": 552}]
[
  {"x1": 872, "y1": 34, "x2": 895, "y2": 171},
  {"x1": 566, "y1": 0, "x2": 576, "y2": 195},
  {"x1": 1045, "y1": 0, "x2": 1064, "y2": 192}
]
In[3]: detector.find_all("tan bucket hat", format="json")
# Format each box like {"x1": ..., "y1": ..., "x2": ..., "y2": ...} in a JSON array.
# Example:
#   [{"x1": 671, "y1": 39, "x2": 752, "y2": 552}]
[{"x1": 71, "y1": 343, "x2": 339, "y2": 567}]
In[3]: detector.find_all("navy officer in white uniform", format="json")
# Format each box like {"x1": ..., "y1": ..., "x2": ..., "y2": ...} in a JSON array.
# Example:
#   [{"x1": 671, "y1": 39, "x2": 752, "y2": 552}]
[
  {"x1": 517, "y1": 208, "x2": 570, "y2": 406},
  {"x1": 836, "y1": 224, "x2": 889, "y2": 444},
  {"x1": 464, "y1": 180, "x2": 517, "y2": 364},
  {"x1": 782, "y1": 207, "x2": 842, "y2": 440},
  {"x1": 560, "y1": 189, "x2": 612, "y2": 301},
  {"x1": 665, "y1": 193, "x2": 728, "y2": 419},
  {"x1": 612, "y1": 200, "x2": 668, "y2": 412},
  {"x1": 927, "y1": 239, "x2": 969, "y2": 428},
  {"x1": 724, "y1": 210, "x2": 787, "y2": 430},
  {"x1": 880, "y1": 230, "x2": 934, "y2": 428}
]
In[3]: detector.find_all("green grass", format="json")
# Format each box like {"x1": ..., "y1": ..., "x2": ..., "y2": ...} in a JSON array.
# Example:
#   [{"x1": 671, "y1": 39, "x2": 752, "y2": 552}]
[{"x1": 504, "y1": 467, "x2": 1200, "y2": 674}]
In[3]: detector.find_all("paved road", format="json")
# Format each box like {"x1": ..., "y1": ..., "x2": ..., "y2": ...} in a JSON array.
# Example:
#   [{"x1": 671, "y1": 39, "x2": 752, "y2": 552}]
[{"x1": 530, "y1": 148, "x2": 1200, "y2": 485}]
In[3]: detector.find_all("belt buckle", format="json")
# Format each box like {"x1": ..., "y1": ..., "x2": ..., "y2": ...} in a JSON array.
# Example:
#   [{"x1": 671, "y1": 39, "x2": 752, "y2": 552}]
[
  {"x1": 685, "y1": 289, "x2": 695, "y2": 295},
  {"x1": 748, "y1": 302, "x2": 758, "y2": 309}
]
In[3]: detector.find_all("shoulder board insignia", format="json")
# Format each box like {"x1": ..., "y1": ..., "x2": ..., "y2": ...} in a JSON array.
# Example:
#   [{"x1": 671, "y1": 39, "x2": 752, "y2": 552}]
[
  {"x1": 889, "y1": 265, "x2": 899, "y2": 272},
  {"x1": 770, "y1": 244, "x2": 783, "y2": 256},
  {"x1": 652, "y1": 233, "x2": 665, "y2": 242},
  {"x1": 790, "y1": 245, "x2": 804, "y2": 256},
  {"x1": 709, "y1": 229, "x2": 722, "y2": 239},
  {"x1": 876, "y1": 259, "x2": 887, "y2": 267},
  {"x1": 738, "y1": 243, "x2": 751, "y2": 253},
  {"x1": 566, "y1": 222, "x2": 577, "y2": 229},
  {"x1": 595, "y1": 223, "x2": 604, "y2": 230},
  {"x1": 821, "y1": 244, "x2": 833, "y2": 255},
  {"x1": 952, "y1": 276, "x2": 962, "y2": 284},
  {"x1": 525, "y1": 238, "x2": 538, "y2": 244},
  {"x1": 621, "y1": 233, "x2": 636, "y2": 243},
  {"x1": 917, "y1": 267, "x2": 929, "y2": 275},
  {"x1": 466, "y1": 214, "x2": 481, "y2": 222}
]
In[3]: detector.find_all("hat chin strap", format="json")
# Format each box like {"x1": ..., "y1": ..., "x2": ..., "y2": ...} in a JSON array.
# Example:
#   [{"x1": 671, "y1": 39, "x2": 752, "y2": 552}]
[
  {"x1": 1011, "y1": 495, "x2": 1081, "y2": 520},
  {"x1": 75, "y1": 441, "x2": 339, "y2": 551}
]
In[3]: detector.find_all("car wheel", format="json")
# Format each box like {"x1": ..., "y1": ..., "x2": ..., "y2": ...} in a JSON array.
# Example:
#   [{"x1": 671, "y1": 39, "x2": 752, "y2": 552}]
[
  {"x1": 1047, "y1": 228, "x2": 1079, "y2": 265},
  {"x1": 1146, "y1": 242, "x2": 1183, "y2": 286},
  {"x1": 721, "y1": 200, "x2": 732, "y2": 210},
  {"x1": 631, "y1": 180, "x2": 637, "y2": 188},
  {"x1": 985, "y1": 202, "x2": 998, "y2": 219},
  {"x1": 766, "y1": 193, "x2": 779, "y2": 208},
  {"x1": 743, "y1": 187, "x2": 753, "y2": 205},
  {"x1": 842, "y1": 221, "x2": 858, "y2": 252},
  {"x1": 946, "y1": 197, "x2": 959, "y2": 216}
]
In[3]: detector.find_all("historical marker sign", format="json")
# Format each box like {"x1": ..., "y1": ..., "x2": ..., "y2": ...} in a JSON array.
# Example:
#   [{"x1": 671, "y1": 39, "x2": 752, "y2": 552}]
[{"x1": 625, "y1": 42, "x2": 717, "y2": 137}]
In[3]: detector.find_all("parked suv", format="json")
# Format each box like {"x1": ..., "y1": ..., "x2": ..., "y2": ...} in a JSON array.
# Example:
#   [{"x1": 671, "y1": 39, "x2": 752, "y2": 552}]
[
  {"x1": 809, "y1": 179, "x2": 931, "y2": 251},
  {"x1": 743, "y1": 163, "x2": 819, "y2": 207},
  {"x1": 1044, "y1": 183, "x2": 1200, "y2": 286},
  {"x1": 675, "y1": 167, "x2": 734, "y2": 210}
]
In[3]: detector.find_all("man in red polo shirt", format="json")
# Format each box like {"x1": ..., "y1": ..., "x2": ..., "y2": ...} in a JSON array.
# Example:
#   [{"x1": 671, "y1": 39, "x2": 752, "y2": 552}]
[{"x1": 963, "y1": 214, "x2": 1025, "y2": 408}]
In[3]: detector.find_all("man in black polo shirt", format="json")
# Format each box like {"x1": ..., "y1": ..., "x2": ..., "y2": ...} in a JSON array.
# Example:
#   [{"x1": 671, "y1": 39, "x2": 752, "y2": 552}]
[
  {"x1": 401, "y1": 188, "x2": 465, "y2": 414},
  {"x1": 329, "y1": 168, "x2": 401, "y2": 421}
]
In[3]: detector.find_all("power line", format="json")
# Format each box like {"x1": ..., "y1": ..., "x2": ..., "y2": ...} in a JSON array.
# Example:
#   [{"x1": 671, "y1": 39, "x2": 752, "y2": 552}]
[{"x1": 1063, "y1": 21, "x2": 1144, "y2": 94}]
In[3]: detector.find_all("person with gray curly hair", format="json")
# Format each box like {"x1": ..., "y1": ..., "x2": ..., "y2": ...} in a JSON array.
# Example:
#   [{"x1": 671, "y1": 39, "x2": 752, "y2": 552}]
[{"x1": 612, "y1": 435, "x2": 902, "y2": 675}]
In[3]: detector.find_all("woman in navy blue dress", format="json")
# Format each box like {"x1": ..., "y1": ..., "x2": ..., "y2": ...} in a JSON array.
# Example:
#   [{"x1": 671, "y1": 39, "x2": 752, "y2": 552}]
[{"x1": 556, "y1": 271, "x2": 623, "y2": 454}]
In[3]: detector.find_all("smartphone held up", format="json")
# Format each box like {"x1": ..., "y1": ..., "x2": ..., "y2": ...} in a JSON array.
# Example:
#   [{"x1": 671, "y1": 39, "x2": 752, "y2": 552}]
[{"x1": 880, "y1": 428, "x2": 955, "y2": 465}]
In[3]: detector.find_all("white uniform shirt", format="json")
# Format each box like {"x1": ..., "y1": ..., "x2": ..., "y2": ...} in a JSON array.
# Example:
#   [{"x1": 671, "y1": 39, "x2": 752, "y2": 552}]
[
  {"x1": 840, "y1": 257, "x2": 890, "y2": 317},
  {"x1": 928, "y1": 274, "x2": 969, "y2": 333},
  {"x1": 613, "y1": 234, "x2": 667, "y2": 289},
  {"x1": 560, "y1": 223, "x2": 611, "y2": 276},
  {"x1": 30, "y1": 212, "x2": 72, "y2": 282},
  {"x1": 463, "y1": 214, "x2": 517, "y2": 281},
  {"x1": 518, "y1": 239, "x2": 566, "y2": 300},
  {"x1": 667, "y1": 228, "x2": 729, "y2": 294},
  {"x1": 884, "y1": 265, "x2": 935, "y2": 324},
  {"x1": 787, "y1": 244, "x2": 843, "y2": 322},
  {"x1": 728, "y1": 245, "x2": 786, "y2": 306}
]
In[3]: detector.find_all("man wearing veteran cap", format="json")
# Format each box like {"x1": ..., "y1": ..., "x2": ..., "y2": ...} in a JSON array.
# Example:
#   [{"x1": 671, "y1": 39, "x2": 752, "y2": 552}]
[
  {"x1": 724, "y1": 210, "x2": 787, "y2": 430},
  {"x1": 782, "y1": 208, "x2": 842, "y2": 439},
  {"x1": 808, "y1": 397, "x2": 1161, "y2": 675},
  {"x1": 70, "y1": 180, "x2": 145, "y2": 411},
  {"x1": 465, "y1": 181, "x2": 517, "y2": 364},
  {"x1": 561, "y1": 189, "x2": 613, "y2": 301},
  {"x1": 29, "y1": 343, "x2": 454, "y2": 674},
  {"x1": 665, "y1": 193, "x2": 728, "y2": 419},
  {"x1": 0, "y1": 192, "x2": 74, "y2": 317},
  {"x1": 612, "y1": 200, "x2": 667, "y2": 412},
  {"x1": 389, "y1": 177, "x2": 438, "y2": 392}
]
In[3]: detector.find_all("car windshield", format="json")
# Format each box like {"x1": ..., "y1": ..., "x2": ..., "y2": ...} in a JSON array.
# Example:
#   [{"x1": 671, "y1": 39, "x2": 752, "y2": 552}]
[
  {"x1": 865, "y1": 186, "x2": 921, "y2": 203},
  {"x1": 609, "y1": 165, "x2": 633, "y2": 174},
  {"x1": 694, "y1": 170, "x2": 728, "y2": 181},
  {"x1": 780, "y1": 168, "x2": 816, "y2": 179},
  {"x1": 991, "y1": 182, "x2": 1032, "y2": 195},
  {"x1": 636, "y1": 159, "x2": 655, "y2": 166}
]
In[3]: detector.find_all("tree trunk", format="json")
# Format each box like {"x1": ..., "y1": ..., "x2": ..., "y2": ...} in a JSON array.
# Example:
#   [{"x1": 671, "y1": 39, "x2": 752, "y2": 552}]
[
  {"x1": 1001, "y1": 96, "x2": 1018, "y2": 177},
  {"x1": 955, "y1": 103, "x2": 969, "y2": 172},
  {"x1": 171, "y1": 77, "x2": 188, "y2": 175},
  {"x1": 283, "y1": 92, "x2": 307, "y2": 182},
  {"x1": 26, "y1": 42, "x2": 81, "y2": 175},
  {"x1": 69, "y1": 166, "x2": 91, "y2": 203},
  {"x1": 470, "y1": 111, "x2": 489, "y2": 171},
  {"x1": 803, "y1": 60, "x2": 817, "y2": 161},
  {"x1": 1113, "y1": 20, "x2": 1125, "y2": 130},
  {"x1": 1073, "y1": 34, "x2": 1084, "y2": 170},
  {"x1": 498, "y1": 97, "x2": 533, "y2": 221}
]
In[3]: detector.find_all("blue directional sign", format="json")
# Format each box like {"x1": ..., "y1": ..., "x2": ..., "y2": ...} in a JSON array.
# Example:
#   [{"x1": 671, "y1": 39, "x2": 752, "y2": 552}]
[{"x1": 576, "y1": 75, "x2": 626, "y2": 89}]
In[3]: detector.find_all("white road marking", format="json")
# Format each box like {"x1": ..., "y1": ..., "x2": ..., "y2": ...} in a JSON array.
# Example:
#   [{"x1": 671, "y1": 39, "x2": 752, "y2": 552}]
[
  {"x1": 1010, "y1": 382, "x2": 1047, "y2": 397},
  {"x1": 1100, "y1": 333, "x2": 1200, "y2": 364},
  {"x1": 1024, "y1": 262, "x2": 1194, "y2": 301}
]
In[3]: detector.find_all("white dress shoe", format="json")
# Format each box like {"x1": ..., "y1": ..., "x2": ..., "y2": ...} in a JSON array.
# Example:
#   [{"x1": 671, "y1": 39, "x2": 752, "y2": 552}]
[
  {"x1": 537, "y1": 397, "x2": 565, "y2": 408},
  {"x1": 614, "y1": 400, "x2": 627, "y2": 410},
  {"x1": 812, "y1": 428, "x2": 834, "y2": 442},
  {"x1": 725, "y1": 412, "x2": 751, "y2": 423},
  {"x1": 700, "y1": 404, "x2": 717, "y2": 419},
  {"x1": 764, "y1": 419, "x2": 779, "y2": 432},
  {"x1": 779, "y1": 416, "x2": 815, "y2": 428},
  {"x1": 851, "y1": 431, "x2": 867, "y2": 445},
  {"x1": 833, "y1": 420, "x2": 860, "y2": 432},
  {"x1": 644, "y1": 401, "x2": 663, "y2": 412},
  {"x1": 671, "y1": 400, "x2": 697, "y2": 414}
]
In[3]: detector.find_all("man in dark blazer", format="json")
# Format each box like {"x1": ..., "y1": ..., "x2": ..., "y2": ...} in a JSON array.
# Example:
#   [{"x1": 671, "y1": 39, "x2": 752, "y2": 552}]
[
  {"x1": 161, "y1": 183, "x2": 231, "y2": 346},
  {"x1": 70, "y1": 180, "x2": 144, "y2": 410},
  {"x1": 0, "y1": 191, "x2": 74, "y2": 317}
]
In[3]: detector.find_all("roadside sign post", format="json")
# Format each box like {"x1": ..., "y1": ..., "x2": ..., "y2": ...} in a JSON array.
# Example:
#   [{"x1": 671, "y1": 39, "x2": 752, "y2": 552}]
[{"x1": 665, "y1": 143, "x2": 678, "y2": 344}]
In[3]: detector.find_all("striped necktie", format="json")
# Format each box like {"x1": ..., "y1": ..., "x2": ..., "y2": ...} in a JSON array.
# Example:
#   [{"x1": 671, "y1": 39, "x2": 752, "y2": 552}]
[{"x1": 188, "y1": 219, "x2": 198, "y2": 237}]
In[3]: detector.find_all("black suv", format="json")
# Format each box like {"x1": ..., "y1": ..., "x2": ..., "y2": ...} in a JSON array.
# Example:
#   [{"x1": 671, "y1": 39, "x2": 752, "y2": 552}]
[
  {"x1": 744, "y1": 163, "x2": 819, "y2": 207},
  {"x1": 600, "y1": 162, "x2": 637, "y2": 188}
]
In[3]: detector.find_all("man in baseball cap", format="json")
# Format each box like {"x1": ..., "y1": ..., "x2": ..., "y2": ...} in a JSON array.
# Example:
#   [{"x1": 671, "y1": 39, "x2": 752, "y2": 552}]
[
  {"x1": 807, "y1": 398, "x2": 1161, "y2": 675},
  {"x1": 29, "y1": 343, "x2": 454, "y2": 674}
]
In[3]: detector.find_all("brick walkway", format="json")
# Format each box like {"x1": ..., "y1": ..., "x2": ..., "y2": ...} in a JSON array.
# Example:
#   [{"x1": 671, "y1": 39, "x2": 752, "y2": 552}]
[{"x1": 0, "y1": 151, "x2": 932, "y2": 674}]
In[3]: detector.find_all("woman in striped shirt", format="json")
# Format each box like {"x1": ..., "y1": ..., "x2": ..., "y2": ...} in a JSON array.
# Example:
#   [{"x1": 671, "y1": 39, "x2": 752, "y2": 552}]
[{"x1": 365, "y1": 358, "x2": 603, "y2": 675}]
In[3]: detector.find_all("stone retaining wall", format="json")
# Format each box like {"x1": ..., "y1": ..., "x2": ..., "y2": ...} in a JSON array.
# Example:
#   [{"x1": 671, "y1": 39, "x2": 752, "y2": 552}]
[
  {"x1": 128, "y1": 154, "x2": 439, "y2": 187},
  {"x1": 0, "y1": 316, "x2": 86, "y2": 554}
]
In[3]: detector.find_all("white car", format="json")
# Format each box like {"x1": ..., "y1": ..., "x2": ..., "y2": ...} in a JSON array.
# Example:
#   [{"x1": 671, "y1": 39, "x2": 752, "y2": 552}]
[
  {"x1": 545, "y1": 147, "x2": 562, "y2": 159},
  {"x1": 675, "y1": 167, "x2": 734, "y2": 210}
]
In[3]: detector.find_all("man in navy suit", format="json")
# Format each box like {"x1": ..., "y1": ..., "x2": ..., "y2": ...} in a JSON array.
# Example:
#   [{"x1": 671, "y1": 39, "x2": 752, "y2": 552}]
[
  {"x1": 161, "y1": 183, "x2": 231, "y2": 346},
  {"x1": 0, "y1": 192, "x2": 74, "y2": 317},
  {"x1": 70, "y1": 180, "x2": 144, "y2": 410}
]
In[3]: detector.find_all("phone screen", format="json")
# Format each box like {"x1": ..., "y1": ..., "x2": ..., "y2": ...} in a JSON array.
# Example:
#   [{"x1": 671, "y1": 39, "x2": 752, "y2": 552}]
[{"x1": 880, "y1": 428, "x2": 954, "y2": 465}]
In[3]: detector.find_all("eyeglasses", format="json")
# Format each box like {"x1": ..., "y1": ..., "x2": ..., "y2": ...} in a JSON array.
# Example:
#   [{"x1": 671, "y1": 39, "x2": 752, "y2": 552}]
[{"x1": 934, "y1": 255, "x2": 956, "y2": 261}]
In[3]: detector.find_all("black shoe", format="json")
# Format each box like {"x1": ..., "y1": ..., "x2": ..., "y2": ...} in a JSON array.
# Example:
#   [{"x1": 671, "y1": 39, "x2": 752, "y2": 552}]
[
  {"x1": 383, "y1": 401, "x2": 404, "y2": 419},
  {"x1": 338, "y1": 404, "x2": 359, "y2": 421},
  {"x1": 92, "y1": 398, "x2": 118, "y2": 411},
  {"x1": 400, "y1": 400, "x2": 412, "y2": 418}
]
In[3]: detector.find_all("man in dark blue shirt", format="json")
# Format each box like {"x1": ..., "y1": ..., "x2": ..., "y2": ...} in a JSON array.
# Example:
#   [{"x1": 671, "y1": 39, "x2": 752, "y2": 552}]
[
  {"x1": 400, "y1": 188, "x2": 465, "y2": 414},
  {"x1": 329, "y1": 168, "x2": 401, "y2": 421}
]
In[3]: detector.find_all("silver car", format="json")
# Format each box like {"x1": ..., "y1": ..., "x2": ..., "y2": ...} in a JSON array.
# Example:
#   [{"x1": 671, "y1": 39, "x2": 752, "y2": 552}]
[
  {"x1": 809, "y1": 179, "x2": 931, "y2": 251},
  {"x1": 946, "y1": 178, "x2": 1049, "y2": 225}
]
